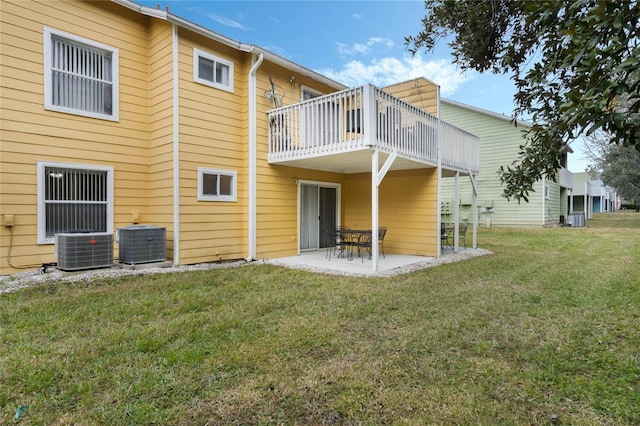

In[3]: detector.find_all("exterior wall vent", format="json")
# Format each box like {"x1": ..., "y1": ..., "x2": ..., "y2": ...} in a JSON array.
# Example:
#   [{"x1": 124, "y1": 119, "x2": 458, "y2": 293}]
[
  {"x1": 118, "y1": 225, "x2": 167, "y2": 265},
  {"x1": 55, "y1": 233, "x2": 114, "y2": 271}
]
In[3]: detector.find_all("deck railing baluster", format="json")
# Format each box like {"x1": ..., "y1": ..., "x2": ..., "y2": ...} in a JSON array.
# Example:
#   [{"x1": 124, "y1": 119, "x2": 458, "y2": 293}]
[{"x1": 267, "y1": 84, "x2": 479, "y2": 174}]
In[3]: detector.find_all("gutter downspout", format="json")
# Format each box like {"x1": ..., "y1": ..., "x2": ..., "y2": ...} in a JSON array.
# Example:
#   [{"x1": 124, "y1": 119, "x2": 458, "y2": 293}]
[
  {"x1": 172, "y1": 24, "x2": 180, "y2": 265},
  {"x1": 247, "y1": 52, "x2": 264, "y2": 261},
  {"x1": 436, "y1": 120, "x2": 442, "y2": 258}
]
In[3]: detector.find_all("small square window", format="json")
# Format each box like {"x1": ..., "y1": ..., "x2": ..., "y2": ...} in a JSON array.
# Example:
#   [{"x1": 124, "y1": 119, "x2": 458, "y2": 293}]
[
  {"x1": 194, "y1": 48, "x2": 234, "y2": 92},
  {"x1": 198, "y1": 168, "x2": 237, "y2": 202}
]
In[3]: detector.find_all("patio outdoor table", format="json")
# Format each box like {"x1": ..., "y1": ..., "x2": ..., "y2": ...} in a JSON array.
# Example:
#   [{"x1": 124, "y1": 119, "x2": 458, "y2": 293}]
[{"x1": 337, "y1": 229, "x2": 372, "y2": 261}]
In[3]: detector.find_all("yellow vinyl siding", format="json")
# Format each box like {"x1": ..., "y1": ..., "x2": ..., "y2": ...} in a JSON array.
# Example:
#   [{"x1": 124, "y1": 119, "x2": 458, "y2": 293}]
[
  {"x1": 0, "y1": 0, "x2": 152, "y2": 273},
  {"x1": 383, "y1": 78, "x2": 439, "y2": 116},
  {"x1": 147, "y1": 19, "x2": 175, "y2": 257},
  {"x1": 1, "y1": 0, "x2": 445, "y2": 273},
  {"x1": 381, "y1": 169, "x2": 438, "y2": 255},
  {"x1": 252, "y1": 63, "x2": 344, "y2": 259},
  {"x1": 174, "y1": 30, "x2": 248, "y2": 264},
  {"x1": 343, "y1": 168, "x2": 439, "y2": 257},
  {"x1": 2, "y1": 109, "x2": 148, "y2": 140}
]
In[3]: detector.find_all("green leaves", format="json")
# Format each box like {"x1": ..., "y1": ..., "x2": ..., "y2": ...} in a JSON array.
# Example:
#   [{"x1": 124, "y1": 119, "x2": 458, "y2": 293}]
[
  {"x1": 600, "y1": 145, "x2": 640, "y2": 201},
  {"x1": 407, "y1": 0, "x2": 640, "y2": 201}
]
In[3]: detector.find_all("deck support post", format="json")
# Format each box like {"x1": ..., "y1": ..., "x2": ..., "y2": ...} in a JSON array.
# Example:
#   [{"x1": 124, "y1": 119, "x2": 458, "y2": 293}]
[
  {"x1": 469, "y1": 172, "x2": 478, "y2": 249},
  {"x1": 454, "y1": 171, "x2": 460, "y2": 252},
  {"x1": 569, "y1": 188, "x2": 573, "y2": 213},
  {"x1": 371, "y1": 150, "x2": 379, "y2": 273}
]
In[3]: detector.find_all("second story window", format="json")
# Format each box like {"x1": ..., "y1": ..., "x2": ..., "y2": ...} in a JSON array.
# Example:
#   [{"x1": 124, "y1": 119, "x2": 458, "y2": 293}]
[
  {"x1": 301, "y1": 85, "x2": 323, "y2": 101},
  {"x1": 194, "y1": 48, "x2": 234, "y2": 93},
  {"x1": 44, "y1": 27, "x2": 119, "y2": 121}
]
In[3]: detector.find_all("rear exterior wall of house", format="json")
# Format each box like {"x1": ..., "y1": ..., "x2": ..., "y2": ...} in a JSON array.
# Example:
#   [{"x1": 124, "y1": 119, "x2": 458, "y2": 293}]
[
  {"x1": 1, "y1": 0, "x2": 153, "y2": 273},
  {"x1": 0, "y1": 0, "x2": 443, "y2": 274},
  {"x1": 342, "y1": 168, "x2": 439, "y2": 257}
]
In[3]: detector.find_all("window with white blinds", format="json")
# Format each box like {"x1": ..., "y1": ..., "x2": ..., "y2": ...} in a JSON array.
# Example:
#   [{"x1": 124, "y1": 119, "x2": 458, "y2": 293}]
[
  {"x1": 44, "y1": 27, "x2": 119, "y2": 121},
  {"x1": 37, "y1": 162, "x2": 114, "y2": 244}
]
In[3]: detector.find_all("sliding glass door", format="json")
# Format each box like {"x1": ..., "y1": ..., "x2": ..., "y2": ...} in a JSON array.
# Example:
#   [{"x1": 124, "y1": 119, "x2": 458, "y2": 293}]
[{"x1": 300, "y1": 183, "x2": 338, "y2": 251}]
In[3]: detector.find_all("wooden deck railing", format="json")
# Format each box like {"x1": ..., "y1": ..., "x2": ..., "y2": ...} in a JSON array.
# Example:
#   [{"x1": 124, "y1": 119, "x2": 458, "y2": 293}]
[{"x1": 267, "y1": 84, "x2": 480, "y2": 174}]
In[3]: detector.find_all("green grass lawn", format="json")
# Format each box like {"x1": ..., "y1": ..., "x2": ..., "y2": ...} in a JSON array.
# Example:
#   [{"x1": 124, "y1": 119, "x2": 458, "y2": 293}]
[{"x1": 1, "y1": 212, "x2": 639, "y2": 424}]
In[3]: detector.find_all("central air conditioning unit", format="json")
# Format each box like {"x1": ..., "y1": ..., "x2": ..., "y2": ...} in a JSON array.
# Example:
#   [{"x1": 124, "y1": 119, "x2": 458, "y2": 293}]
[
  {"x1": 55, "y1": 232, "x2": 114, "y2": 271},
  {"x1": 118, "y1": 225, "x2": 166, "y2": 265},
  {"x1": 567, "y1": 212, "x2": 586, "y2": 227}
]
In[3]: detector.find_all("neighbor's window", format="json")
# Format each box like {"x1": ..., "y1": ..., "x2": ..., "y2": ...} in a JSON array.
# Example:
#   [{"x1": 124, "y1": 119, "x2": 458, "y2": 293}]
[
  {"x1": 43, "y1": 27, "x2": 119, "y2": 121},
  {"x1": 194, "y1": 48, "x2": 234, "y2": 92},
  {"x1": 198, "y1": 168, "x2": 237, "y2": 202},
  {"x1": 37, "y1": 161, "x2": 114, "y2": 244},
  {"x1": 544, "y1": 182, "x2": 550, "y2": 199}
]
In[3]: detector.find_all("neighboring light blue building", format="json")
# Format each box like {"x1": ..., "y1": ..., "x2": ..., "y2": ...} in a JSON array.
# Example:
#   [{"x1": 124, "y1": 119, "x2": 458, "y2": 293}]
[{"x1": 570, "y1": 172, "x2": 619, "y2": 218}]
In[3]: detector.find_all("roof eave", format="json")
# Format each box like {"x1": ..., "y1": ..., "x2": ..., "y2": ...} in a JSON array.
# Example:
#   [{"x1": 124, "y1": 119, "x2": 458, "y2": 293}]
[
  {"x1": 441, "y1": 97, "x2": 532, "y2": 128},
  {"x1": 111, "y1": 0, "x2": 347, "y2": 91}
]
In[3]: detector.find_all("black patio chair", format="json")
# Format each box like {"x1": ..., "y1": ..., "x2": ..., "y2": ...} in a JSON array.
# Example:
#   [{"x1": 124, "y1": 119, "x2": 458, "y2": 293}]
[
  {"x1": 351, "y1": 231, "x2": 372, "y2": 263},
  {"x1": 378, "y1": 227, "x2": 387, "y2": 258},
  {"x1": 441, "y1": 222, "x2": 453, "y2": 250},
  {"x1": 335, "y1": 226, "x2": 353, "y2": 258},
  {"x1": 458, "y1": 221, "x2": 468, "y2": 249},
  {"x1": 324, "y1": 228, "x2": 337, "y2": 260},
  {"x1": 441, "y1": 222, "x2": 467, "y2": 250}
]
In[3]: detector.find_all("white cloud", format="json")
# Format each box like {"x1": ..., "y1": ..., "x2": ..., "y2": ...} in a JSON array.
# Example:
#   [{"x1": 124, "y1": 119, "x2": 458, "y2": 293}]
[
  {"x1": 267, "y1": 15, "x2": 281, "y2": 25},
  {"x1": 204, "y1": 13, "x2": 248, "y2": 30},
  {"x1": 317, "y1": 55, "x2": 475, "y2": 95},
  {"x1": 336, "y1": 37, "x2": 394, "y2": 56}
]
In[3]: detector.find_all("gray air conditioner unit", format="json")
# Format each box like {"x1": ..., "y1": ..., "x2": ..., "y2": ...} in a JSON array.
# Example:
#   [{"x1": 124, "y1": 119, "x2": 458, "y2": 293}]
[
  {"x1": 55, "y1": 232, "x2": 114, "y2": 271},
  {"x1": 118, "y1": 225, "x2": 166, "y2": 265},
  {"x1": 567, "y1": 212, "x2": 586, "y2": 227}
]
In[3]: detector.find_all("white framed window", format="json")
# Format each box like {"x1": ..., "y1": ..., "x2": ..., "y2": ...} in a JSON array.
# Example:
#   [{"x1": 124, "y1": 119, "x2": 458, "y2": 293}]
[
  {"x1": 193, "y1": 48, "x2": 234, "y2": 92},
  {"x1": 43, "y1": 27, "x2": 119, "y2": 121},
  {"x1": 198, "y1": 168, "x2": 237, "y2": 202},
  {"x1": 301, "y1": 85, "x2": 323, "y2": 101},
  {"x1": 544, "y1": 182, "x2": 550, "y2": 199},
  {"x1": 37, "y1": 161, "x2": 114, "y2": 244}
]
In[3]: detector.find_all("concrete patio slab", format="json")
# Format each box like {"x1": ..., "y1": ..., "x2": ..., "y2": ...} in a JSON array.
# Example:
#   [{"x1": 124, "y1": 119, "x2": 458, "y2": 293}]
[{"x1": 265, "y1": 247, "x2": 492, "y2": 277}]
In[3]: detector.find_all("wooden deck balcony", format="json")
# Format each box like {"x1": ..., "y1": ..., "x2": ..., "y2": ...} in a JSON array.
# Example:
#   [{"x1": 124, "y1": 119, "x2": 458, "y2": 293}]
[{"x1": 267, "y1": 84, "x2": 480, "y2": 175}]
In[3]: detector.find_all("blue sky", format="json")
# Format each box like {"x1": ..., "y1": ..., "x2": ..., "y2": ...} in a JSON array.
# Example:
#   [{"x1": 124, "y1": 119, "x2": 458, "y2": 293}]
[{"x1": 137, "y1": 0, "x2": 588, "y2": 172}]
